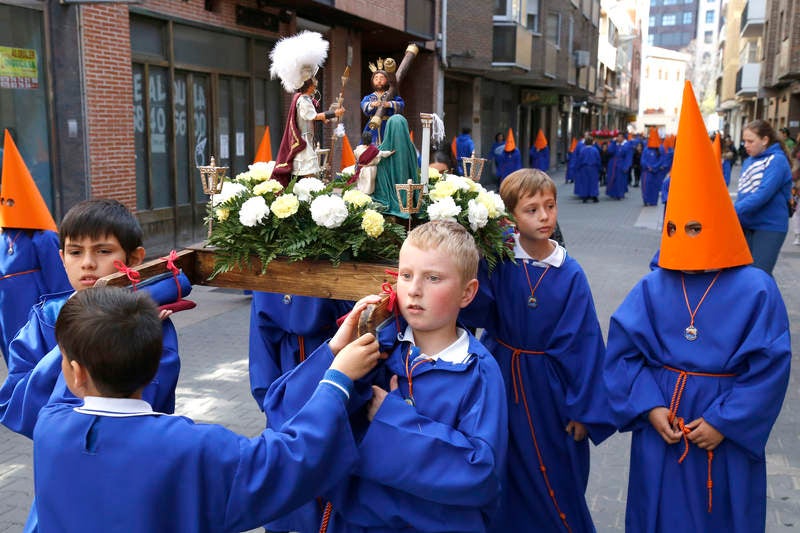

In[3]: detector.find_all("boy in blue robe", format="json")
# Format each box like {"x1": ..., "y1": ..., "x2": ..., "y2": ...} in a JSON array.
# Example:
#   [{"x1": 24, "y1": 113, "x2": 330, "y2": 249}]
[
  {"x1": 33, "y1": 286, "x2": 380, "y2": 533},
  {"x1": 248, "y1": 292, "x2": 353, "y2": 533},
  {"x1": 574, "y1": 136, "x2": 601, "y2": 203},
  {"x1": 265, "y1": 220, "x2": 508, "y2": 532},
  {"x1": 454, "y1": 127, "x2": 475, "y2": 176},
  {"x1": 604, "y1": 82, "x2": 791, "y2": 533},
  {"x1": 496, "y1": 129, "x2": 522, "y2": 184},
  {"x1": 529, "y1": 128, "x2": 550, "y2": 171},
  {"x1": 462, "y1": 169, "x2": 615, "y2": 533},
  {"x1": 605, "y1": 132, "x2": 632, "y2": 199},
  {"x1": 640, "y1": 129, "x2": 664, "y2": 206},
  {"x1": 0, "y1": 198, "x2": 185, "y2": 440},
  {"x1": 0, "y1": 129, "x2": 70, "y2": 359}
]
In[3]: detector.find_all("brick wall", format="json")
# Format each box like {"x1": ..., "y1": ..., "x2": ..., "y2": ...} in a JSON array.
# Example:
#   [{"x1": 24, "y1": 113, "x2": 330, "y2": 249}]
[
  {"x1": 447, "y1": 0, "x2": 493, "y2": 68},
  {"x1": 81, "y1": 5, "x2": 136, "y2": 207}
]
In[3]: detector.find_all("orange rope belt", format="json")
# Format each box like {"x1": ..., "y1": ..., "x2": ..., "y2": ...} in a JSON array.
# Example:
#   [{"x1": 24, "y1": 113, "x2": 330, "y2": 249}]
[
  {"x1": 663, "y1": 365, "x2": 736, "y2": 513},
  {"x1": 496, "y1": 338, "x2": 571, "y2": 532},
  {"x1": 0, "y1": 268, "x2": 40, "y2": 281}
]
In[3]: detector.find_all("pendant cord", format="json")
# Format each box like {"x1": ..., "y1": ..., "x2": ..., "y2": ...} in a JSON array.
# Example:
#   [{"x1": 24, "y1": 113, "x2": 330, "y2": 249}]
[
  {"x1": 5, "y1": 230, "x2": 21, "y2": 254},
  {"x1": 522, "y1": 262, "x2": 550, "y2": 304},
  {"x1": 680, "y1": 271, "x2": 722, "y2": 329}
]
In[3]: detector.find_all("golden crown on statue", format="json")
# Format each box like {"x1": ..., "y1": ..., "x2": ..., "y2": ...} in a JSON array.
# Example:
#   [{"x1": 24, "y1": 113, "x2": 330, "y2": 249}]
[{"x1": 369, "y1": 57, "x2": 396, "y2": 74}]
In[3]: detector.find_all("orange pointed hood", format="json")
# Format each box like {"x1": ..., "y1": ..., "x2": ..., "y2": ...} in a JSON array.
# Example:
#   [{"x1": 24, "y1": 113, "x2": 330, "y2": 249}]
[
  {"x1": 534, "y1": 128, "x2": 548, "y2": 150},
  {"x1": 254, "y1": 126, "x2": 273, "y2": 163},
  {"x1": 505, "y1": 128, "x2": 516, "y2": 152},
  {"x1": 568, "y1": 138, "x2": 578, "y2": 153},
  {"x1": 647, "y1": 127, "x2": 661, "y2": 148},
  {"x1": 409, "y1": 130, "x2": 415, "y2": 145},
  {"x1": 340, "y1": 134, "x2": 356, "y2": 170},
  {"x1": 0, "y1": 130, "x2": 56, "y2": 231},
  {"x1": 711, "y1": 132, "x2": 721, "y2": 162},
  {"x1": 658, "y1": 82, "x2": 752, "y2": 271},
  {"x1": 450, "y1": 136, "x2": 457, "y2": 159}
]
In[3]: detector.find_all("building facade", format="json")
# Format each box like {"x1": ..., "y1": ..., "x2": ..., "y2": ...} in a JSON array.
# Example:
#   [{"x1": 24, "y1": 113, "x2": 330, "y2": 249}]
[{"x1": 0, "y1": 0, "x2": 439, "y2": 253}]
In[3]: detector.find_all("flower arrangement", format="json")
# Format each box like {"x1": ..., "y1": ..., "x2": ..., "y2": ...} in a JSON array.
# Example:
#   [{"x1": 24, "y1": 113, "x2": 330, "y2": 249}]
[
  {"x1": 207, "y1": 162, "x2": 406, "y2": 274},
  {"x1": 422, "y1": 171, "x2": 515, "y2": 271},
  {"x1": 206, "y1": 163, "x2": 514, "y2": 275}
]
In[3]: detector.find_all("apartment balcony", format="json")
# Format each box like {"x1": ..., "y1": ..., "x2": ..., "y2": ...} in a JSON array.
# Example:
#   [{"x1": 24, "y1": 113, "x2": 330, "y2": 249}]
[
  {"x1": 740, "y1": 0, "x2": 765, "y2": 39},
  {"x1": 736, "y1": 62, "x2": 761, "y2": 96},
  {"x1": 492, "y1": 22, "x2": 532, "y2": 71}
]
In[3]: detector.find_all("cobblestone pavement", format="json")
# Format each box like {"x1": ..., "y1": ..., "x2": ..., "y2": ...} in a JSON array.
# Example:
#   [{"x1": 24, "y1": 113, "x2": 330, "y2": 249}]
[{"x1": 0, "y1": 165, "x2": 797, "y2": 532}]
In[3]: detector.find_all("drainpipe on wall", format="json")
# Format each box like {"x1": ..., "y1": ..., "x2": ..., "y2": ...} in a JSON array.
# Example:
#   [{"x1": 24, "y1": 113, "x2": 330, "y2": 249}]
[{"x1": 437, "y1": 0, "x2": 447, "y2": 116}]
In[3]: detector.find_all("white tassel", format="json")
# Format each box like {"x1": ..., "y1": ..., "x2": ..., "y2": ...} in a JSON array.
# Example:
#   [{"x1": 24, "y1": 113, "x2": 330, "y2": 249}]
[
  {"x1": 431, "y1": 114, "x2": 445, "y2": 144},
  {"x1": 334, "y1": 123, "x2": 346, "y2": 138}
]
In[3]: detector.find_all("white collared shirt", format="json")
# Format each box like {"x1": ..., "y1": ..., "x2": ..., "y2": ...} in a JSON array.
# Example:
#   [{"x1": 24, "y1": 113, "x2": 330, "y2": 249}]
[
  {"x1": 74, "y1": 396, "x2": 160, "y2": 418},
  {"x1": 399, "y1": 326, "x2": 472, "y2": 365},
  {"x1": 513, "y1": 236, "x2": 566, "y2": 268}
]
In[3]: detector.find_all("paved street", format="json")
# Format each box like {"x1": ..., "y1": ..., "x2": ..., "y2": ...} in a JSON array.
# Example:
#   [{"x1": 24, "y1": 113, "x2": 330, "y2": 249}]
[{"x1": 0, "y1": 165, "x2": 798, "y2": 531}]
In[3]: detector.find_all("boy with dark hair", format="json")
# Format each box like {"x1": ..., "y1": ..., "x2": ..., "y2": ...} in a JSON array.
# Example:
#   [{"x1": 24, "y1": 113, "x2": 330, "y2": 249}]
[
  {"x1": 33, "y1": 286, "x2": 378, "y2": 533},
  {"x1": 265, "y1": 220, "x2": 508, "y2": 532},
  {"x1": 462, "y1": 168, "x2": 614, "y2": 532},
  {"x1": 0, "y1": 198, "x2": 184, "y2": 439}
]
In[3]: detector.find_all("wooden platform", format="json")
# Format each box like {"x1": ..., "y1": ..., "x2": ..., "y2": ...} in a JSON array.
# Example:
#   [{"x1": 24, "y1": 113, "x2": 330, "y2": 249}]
[{"x1": 94, "y1": 244, "x2": 396, "y2": 301}]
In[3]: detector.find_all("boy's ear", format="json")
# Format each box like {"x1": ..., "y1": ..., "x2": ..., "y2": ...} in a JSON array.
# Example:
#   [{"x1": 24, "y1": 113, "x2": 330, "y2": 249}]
[
  {"x1": 459, "y1": 278, "x2": 479, "y2": 309},
  {"x1": 59, "y1": 249, "x2": 65, "y2": 265},
  {"x1": 127, "y1": 246, "x2": 146, "y2": 267}
]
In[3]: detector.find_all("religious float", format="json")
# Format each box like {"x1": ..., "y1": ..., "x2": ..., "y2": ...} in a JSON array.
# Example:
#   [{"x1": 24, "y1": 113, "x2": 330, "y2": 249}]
[{"x1": 97, "y1": 34, "x2": 511, "y2": 316}]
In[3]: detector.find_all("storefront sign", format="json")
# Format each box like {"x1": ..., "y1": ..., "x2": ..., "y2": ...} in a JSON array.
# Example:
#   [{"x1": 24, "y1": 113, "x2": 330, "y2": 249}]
[
  {"x1": 0, "y1": 47, "x2": 38, "y2": 89},
  {"x1": 521, "y1": 90, "x2": 558, "y2": 106}
]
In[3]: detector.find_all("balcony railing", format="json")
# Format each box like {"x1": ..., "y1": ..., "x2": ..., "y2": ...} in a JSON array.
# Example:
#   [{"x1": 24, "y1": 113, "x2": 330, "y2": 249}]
[
  {"x1": 492, "y1": 23, "x2": 532, "y2": 70},
  {"x1": 740, "y1": 0, "x2": 766, "y2": 39},
  {"x1": 735, "y1": 62, "x2": 761, "y2": 96}
]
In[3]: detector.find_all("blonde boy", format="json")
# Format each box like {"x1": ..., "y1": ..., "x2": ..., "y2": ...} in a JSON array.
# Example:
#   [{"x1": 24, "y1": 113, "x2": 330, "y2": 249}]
[{"x1": 265, "y1": 220, "x2": 508, "y2": 532}]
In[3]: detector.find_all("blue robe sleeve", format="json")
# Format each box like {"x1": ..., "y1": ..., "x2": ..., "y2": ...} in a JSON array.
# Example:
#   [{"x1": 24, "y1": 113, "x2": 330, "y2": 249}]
[
  {"x1": 31, "y1": 230, "x2": 70, "y2": 295},
  {"x1": 699, "y1": 281, "x2": 790, "y2": 459},
  {"x1": 545, "y1": 268, "x2": 615, "y2": 443},
  {"x1": 142, "y1": 319, "x2": 180, "y2": 414},
  {"x1": 604, "y1": 279, "x2": 669, "y2": 431},
  {"x1": 735, "y1": 152, "x2": 792, "y2": 219},
  {"x1": 0, "y1": 344, "x2": 67, "y2": 438},
  {"x1": 220, "y1": 383, "x2": 359, "y2": 531},
  {"x1": 355, "y1": 359, "x2": 507, "y2": 509}
]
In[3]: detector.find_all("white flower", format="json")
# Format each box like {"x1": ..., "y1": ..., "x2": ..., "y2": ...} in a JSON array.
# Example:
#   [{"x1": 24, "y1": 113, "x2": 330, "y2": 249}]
[
  {"x1": 427, "y1": 168, "x2": 441, "y2": 180},
  {"x1": 253, "y1": 179, "x2": 284, "y2": 196},
  {"x1": 477, "y1": 191, "x2": 506, "y2": 218},
  {"x1": 426, "y1": 197, "x2": 461, "y2": 222},
  {"x1": 212, "y1": 181, "x2": 247, "y2": 206},
  {"x1": 248, "y1": 161, "x2": 275, "y2": 181},
  {"x1": 238, "y1": 196, "x2": 270, "y2": 227},
  {"x1": 343, "y1": 189, "x2": 372, "y2": 208},
  {"x1": 446, "y1": 175, "x2": 472, "y2": 192},
  {"x1": 294, "y1": 177, "x2": 326, "y2": 202},
  {"x1": 467, "y1": 199, "x2": 489, "y2": 231},
  {"x1": 310, "y1": 194, "x2": 349, "y2": 228}
]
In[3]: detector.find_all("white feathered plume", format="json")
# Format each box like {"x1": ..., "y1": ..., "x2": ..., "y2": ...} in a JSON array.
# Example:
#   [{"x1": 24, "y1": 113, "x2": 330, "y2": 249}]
[{"x1": 269, "y1": 31, "x2": 329, "y2": 93}]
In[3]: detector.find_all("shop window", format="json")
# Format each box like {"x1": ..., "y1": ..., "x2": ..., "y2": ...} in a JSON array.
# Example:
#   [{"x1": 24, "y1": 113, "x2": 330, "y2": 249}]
[
  {"x1": 406, "y1": 0, "x2": 434, "y2": 39},
  {"x1": 0, "y1": 4, "x2": 53, "y2": 210},
  {"x1": 130, "y1": 15, "x2": 166, "y2": 60},
  {"x1": 174, "y1": 25, "x2": 248, "y2": 72}
]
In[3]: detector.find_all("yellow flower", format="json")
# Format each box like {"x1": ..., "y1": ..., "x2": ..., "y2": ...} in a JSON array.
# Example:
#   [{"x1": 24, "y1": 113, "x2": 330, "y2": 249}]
[
  {"x1": 253, "y1": 179, "x2": 284, "y2": 196},
  {"x1": 477, "y1": 192, "x2": 499, "y2": 218},
  {"x1": 428, "y1": 179, "x2": 458, "y2": 201},
  {"x1": 343, "y1": 189, "x2": 372, "y2": 208},
  {"x1": 361, "y1": 209, "x2": 385, "y2": 238},
  {"x1": 428, "y1": 168, "x2": 441, "y2": 180},
  {"x1": 270, "y1": 194, "x2": 300, "y2": 219},
  {"x1": 215, "y1": 208, "x2": 230, "y2": 221}
]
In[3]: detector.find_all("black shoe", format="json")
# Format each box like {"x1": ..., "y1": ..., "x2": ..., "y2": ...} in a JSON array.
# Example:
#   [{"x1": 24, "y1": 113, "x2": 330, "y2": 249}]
[
  {"x1": 582, "y1": 198, "x2": 588, "y2": 203},
  {"x1": 592, "y1": 197, "x2": 599, "y2": 203}
]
